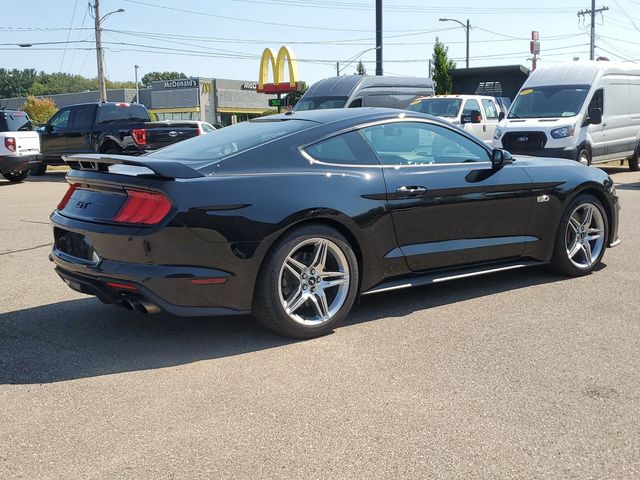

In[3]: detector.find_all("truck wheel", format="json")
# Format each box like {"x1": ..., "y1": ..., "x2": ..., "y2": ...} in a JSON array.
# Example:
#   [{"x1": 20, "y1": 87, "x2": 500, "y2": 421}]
[
  {"x1": 2, "y1": 170, "x2": 29, "y2": 182},
  {"x1": 31, "y1": 164, "x2": 47, "y2": 176},
  {"x1": 578, "y1": 148, "x2": 591, "y2": 166},
  {"x1": 630, "y1": 145, "x2": 640, "y2": 171}
]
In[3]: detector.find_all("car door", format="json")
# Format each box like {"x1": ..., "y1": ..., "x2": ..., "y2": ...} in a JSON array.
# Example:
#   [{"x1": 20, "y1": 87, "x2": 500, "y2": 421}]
[
  {"x1": 62, "y1": 104, "x2": 98, "y2": 155},
  {"x1": 360, "y1": 120, "x2": 536, "y2": 272},
  {"x1": 585, "y1": 89, "x2": 606, "y2": 160},
  {"x1": 40, "y1": 107, "x2": 72, "y2": 159},
  {"x1": 461, "y1": 98, "x2": 485, "y2": 140},
  {"x1": 481, "y1": 98, "x2": 500, "y2": 142}
]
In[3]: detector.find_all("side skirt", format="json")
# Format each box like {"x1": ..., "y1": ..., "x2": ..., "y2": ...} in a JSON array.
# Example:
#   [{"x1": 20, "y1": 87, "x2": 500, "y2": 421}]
[{"x1": 361, "y1": 259, "x2": 547, "y2": 296}]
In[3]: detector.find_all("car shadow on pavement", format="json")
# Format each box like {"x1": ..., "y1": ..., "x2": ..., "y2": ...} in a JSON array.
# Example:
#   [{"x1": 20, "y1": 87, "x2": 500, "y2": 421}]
[
  {"x1": 26, "y1": 171, "x2": 68, "y2": 183},
  {"x1": 0, "y1": 265, "x2": 574, "y2": 385}
]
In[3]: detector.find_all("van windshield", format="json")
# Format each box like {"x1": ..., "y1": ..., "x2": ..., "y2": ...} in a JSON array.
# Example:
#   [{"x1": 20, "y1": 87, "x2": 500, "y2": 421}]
[
  {"x1": 508, "y1": 85, "x2": 590, "y2": 119},
  {"x1": 294, "y1": 96, "x2": 348, "y2": 111},
  {"x1": 408, "y1": 98, "x2": 462, "y2": 118}
]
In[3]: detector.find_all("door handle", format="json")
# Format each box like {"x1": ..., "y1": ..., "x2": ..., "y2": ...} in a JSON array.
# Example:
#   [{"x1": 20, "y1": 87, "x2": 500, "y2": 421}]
[
  {"x1": 483, "y1": 125, "x2": 487, "y2": 132},
  {"x1": 602, "y1": 122, "x2": 607, "y2": 127},
  {"x1": 396, "y1": 185, "x2": 427, "y2": 195}
]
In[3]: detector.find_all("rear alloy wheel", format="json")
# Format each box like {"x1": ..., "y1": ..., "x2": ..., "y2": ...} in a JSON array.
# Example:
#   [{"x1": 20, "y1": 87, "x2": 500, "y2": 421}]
[
  {"x1": 578, "y1": 148, "x2": 591, "y2": 166},
  {"x1": 2, "y1": 170, "x2": 29, "y2": 182},
  {"x1": 550, "y1": 194, "x2": 608, "y2": 276},
  {"x1": 253, "y1": 225, "x2": 359, "y2": 338}
]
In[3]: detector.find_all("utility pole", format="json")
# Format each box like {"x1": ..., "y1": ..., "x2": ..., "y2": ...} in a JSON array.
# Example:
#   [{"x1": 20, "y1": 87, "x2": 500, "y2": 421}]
[
  {"x1": 465, "y1": 19, "x2": 470, "y2": 69},
  {"x1": 375, "y1": 0, "x2": 382, "y2": 75},
  {"x1": 336, "y1": 62, "x2": 340, "y2": 76},
  {"x1": 578, "y1": 1, "x2": 609, "y2": 60},
  {"x1": 134, "y1": 64, "x2": 139, "y2": 103},
  {"x1": 94, "y1": 0, "x2": 107, "y2": 102}
]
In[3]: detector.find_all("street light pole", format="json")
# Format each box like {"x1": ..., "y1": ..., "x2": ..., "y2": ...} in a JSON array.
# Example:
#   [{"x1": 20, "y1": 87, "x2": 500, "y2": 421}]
[
  {"x1": 337, "y1": 46, "x2": 381, "y2": 76},
  {"x1": 92, "y1": 1, "x2": 124, "y2": 102},
  {"x1": 134, "y1": 65, "x2": 140, "y2": 103},
  {"x1": 439, "y1": 18, "x2": 470, "y2": 69}
]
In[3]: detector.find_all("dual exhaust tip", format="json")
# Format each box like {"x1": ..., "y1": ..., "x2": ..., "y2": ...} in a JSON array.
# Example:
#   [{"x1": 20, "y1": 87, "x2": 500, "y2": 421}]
[{"x1": 118, "y1": 295, "x2": 161, "y2": 314}]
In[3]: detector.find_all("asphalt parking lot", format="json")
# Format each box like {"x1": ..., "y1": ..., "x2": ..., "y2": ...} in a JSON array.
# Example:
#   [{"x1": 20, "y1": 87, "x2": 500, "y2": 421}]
[{"x1": 1, "y1": 167, "x2": 639, "y2": 479}]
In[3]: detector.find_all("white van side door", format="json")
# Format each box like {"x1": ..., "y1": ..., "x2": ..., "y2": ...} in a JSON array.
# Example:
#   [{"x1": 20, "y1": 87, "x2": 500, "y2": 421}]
[
  {"x1": 480, "y1": 98, "x2": 500, "y2": 142},
  {"x1": 601, "y1": 75, "x2": 633, "y2": 161},
  {"x1": 585, "y1": 89, "x2": 605, "y2": 161}
]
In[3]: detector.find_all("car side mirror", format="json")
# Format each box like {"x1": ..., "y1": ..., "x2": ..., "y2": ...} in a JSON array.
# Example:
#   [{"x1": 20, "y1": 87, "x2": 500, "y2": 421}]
[
  {"x1": 470, "y1": 110, "x2": 482, "y2": 124},
  {"x1": 498, "y1": 111, "x2": 505, "y2": 121},
  {"x1": 588, "y1": 107, "x2": 602, "y2": 125},
  {"x1": 491, "y1": 149, "x2": 513, "y2": 169},
  {"x1": 461, "y1": 115, "x2": 471, "y2": 125}
]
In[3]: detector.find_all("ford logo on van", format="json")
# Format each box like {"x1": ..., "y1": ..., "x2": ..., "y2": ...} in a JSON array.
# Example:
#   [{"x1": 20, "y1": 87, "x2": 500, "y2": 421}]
[{"x1": 517, "y1": 136, "x2": 529, "y2": 142}]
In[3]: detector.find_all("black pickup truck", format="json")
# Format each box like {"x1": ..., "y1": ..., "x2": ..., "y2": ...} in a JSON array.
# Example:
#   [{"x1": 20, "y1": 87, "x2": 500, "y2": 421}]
[{"x1": 35, "y1": 102, "x2": 202, "y2": 174}]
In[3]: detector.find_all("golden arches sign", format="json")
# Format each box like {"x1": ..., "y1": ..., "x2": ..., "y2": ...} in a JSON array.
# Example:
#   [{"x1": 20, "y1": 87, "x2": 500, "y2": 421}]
[{"x1": 257, "y1": 46, "x2": 300, "y2": 94}]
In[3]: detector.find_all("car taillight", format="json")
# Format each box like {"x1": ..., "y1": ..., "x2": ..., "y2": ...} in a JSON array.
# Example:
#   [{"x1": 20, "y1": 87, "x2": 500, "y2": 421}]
[
  {"x1": 57, "y1": 184, "x2": 79, "y2": 210},
  {"x1": 4, "y1": 137, "x2": 16, "y2": 152},
  {"x1": 113, "y1": 190, "x2": 171, "y2": 225},
  {"x1": 132, "y1": 128, "x2": 146, "y2": 145}
]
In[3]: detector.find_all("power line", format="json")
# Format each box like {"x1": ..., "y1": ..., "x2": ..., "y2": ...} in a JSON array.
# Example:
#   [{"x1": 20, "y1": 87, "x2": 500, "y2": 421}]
[{"x1": 59, "y1": 0, "x2": 79, "y2": 72}]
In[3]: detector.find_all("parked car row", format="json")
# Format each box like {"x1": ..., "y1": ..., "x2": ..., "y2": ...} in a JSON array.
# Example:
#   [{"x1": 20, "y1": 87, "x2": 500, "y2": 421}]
[{"x1": 0, "y1": 102, "x2": 218, "y2": 182}]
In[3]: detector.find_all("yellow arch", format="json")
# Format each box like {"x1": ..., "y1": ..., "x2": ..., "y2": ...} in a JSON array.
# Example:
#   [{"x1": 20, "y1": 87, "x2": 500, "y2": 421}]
[
  {"x1": 258, "y1": 46, "x2": 298, "y2": 89},
  {"x1": 258, "y1": 48, "x2": 277, "y2": 90},
  {"x1": 275, "y1": 45, "x2": 298, "y2": 88}
]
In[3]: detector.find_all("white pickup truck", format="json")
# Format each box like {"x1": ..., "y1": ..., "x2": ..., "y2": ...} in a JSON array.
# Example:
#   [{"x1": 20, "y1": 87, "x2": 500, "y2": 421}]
[{"x1": 0, "y1": 110, "x2": 41, "y2": 182}]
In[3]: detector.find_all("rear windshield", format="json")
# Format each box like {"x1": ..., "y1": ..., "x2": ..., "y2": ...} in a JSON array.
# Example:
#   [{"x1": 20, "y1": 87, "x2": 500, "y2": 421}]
[
  {"x1": 0, "y1": 112, "x2": 32, "y2": 132},
  {"x1": 97, "y1": 104, "x2": 150, "y2": 124},
  {"x1": 408, "y1": 98, "x2": 462, "y2": 118},
  {"x1": 294, "y1": 96, "x2": 348, "y2": 111},
  {"x1": 147, "y1": 119, "x2": 315, "y2": 163}
]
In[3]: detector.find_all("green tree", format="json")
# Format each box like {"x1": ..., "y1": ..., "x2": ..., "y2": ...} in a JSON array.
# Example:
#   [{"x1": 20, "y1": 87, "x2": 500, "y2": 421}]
[
  {"x1": 21, "y1": 95, "x2": 58, "y2": 124},
  {"x1": 355, "y1": 60, "x2": 367, "y2": 76},
  {"x1": 284, "y1": 81, "x2": 308, "y2": 107},
  {"x1": 432, "y1": 38, "x2": 456, "y2": 94},
  {"x1": 141, "y1": 71, "x2": 187, "y2": 88}
]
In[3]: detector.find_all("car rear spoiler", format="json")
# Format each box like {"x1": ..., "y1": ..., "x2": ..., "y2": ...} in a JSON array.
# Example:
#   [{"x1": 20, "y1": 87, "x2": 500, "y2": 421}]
[{"x1": 63, "y1": 154, "x2": 205, "y2": 179}]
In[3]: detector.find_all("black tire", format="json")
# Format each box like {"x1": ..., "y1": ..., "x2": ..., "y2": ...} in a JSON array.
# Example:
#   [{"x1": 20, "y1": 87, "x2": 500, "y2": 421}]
[
  {"x1": 549, "y1": 194, "x2": 608, "y2": 277},
  {"x1": 578, "y1": 148, "x2": 591, "y2": 166},
  {"x1": 629, "y1": 145, "x2": 640, "y2": 171},
  {"x1": 2, "y1": 170, "x2": 29, "y2": 182},
  {"x1": 253, "y1": 224, "x2": 359, "y2": 339},
  {"x1": 30, "y1": 163, "x2": 47, "y2": 176}
]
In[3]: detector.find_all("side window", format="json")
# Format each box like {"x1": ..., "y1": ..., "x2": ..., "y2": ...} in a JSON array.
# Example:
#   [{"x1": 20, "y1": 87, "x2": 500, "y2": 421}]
[
  {"x1": 49, "y1": 109, "x2": 71, "y2": 129},
  {"x1": 360, "y1": 121, "x2": 490, "y2": 165},
  {"x1": 588, "y1": 89, "x2": 603, "y2": 112},
  {"x1": 304, "y1": 130, "x2": 377, "y2": 165},
  {"x1": 481, "y1": 99, "x2": 498, "y2": 119},
  {"x1": 463, "y1": 99, "x2": 481, "y2": 116},
  {"x1": 70, "y1": 105, "x2": 95, "y2": 130},
  {"x1": 348, "y1": 98, "x2": 362, "y2": 108}
]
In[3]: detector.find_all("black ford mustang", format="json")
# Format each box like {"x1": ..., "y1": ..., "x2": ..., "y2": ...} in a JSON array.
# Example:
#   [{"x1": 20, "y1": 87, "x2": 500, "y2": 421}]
[{"x1": 51, "y1": 108, "x2": 620, "y2": 338}]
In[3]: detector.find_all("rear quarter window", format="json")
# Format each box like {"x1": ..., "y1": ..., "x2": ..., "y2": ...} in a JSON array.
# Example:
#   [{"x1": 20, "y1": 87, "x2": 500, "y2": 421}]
[
  {"x1": 97, "y1": 104, "x2": 151, "y2": 124},
  {"x1": 0, "y1": 112, "x2": 32, "y2": 132}
]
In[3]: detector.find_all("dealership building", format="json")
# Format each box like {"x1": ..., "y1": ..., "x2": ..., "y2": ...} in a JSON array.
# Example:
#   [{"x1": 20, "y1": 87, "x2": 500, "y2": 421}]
[{"x1": 0, "y1": 77, "x2": 277, "y2": 126}]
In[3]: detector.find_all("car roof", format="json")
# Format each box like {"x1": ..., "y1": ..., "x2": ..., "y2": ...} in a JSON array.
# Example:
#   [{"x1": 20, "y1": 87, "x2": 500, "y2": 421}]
[
  {"x1": 411, "y1": 94, "x2": 496, "y2": 102},
  {"x1": 252, "y1": 107, "x2": 455, "y2": 130},
  {"x1": 305, "y1": 75, "x2": 434, "y2": 97},
  {"x1": 0, "y1": 110, "x2": 27, "y2": 115}
]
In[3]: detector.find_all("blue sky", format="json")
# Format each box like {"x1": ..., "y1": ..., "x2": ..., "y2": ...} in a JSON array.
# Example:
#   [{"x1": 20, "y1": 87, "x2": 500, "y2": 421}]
[{"x1": 2, "y1": 0, "x2": 640, "y2": 85}]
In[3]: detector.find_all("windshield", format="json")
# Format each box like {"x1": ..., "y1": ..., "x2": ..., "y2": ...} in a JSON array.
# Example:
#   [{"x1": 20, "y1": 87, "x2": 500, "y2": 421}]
[
  {"x1": 293, "y1": 96, "x2": 348, "y2": 111},
  {"x1": 408, "y1": 98, "x2": 462, "y2": 118},
  {"x1": 147, "y1": 119, "x2": 315, "y2": 164},
  {"x1": 508, "y1": 85, "x2": 590, "y2": 119}
]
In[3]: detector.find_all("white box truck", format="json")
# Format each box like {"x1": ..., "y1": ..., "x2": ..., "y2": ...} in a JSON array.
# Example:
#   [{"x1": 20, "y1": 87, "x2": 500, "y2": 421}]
[{"x1": 492, "y1": 61, "x2": 640, "y2": 171}]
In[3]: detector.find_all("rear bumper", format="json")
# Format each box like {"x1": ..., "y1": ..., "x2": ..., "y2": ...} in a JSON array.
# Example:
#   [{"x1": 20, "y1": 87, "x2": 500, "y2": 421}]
[
  {"x1": 0, "y1": 154, "x2": 40, "y2": 173},
  {"x1": 51, "y1": 258, "x2": 249, "y2": 317}
]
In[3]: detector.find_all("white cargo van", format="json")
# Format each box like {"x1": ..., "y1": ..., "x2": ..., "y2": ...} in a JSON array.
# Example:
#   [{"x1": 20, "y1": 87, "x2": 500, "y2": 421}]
[{"x1": 492, "y1": 61, "x2": 640, "y2": 171}]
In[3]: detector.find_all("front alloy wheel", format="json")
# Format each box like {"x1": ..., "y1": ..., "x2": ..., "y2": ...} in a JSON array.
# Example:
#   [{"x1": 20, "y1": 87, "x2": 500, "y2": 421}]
[
  {"x1": 565, "y1": 202, "x2": 605, "y2": 269},
  {"x1": 254, "y1": 224, "x2": 359, "y2": 338},
  {"x1": 551, "y1": 194, "x2": 608, "y2": 276}
]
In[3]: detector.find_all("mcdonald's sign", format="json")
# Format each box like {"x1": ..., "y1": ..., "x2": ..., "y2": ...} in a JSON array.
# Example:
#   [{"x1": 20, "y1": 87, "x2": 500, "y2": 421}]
[{"x1": 257, "y1": 46, "x2": 301, "y2": 94}]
